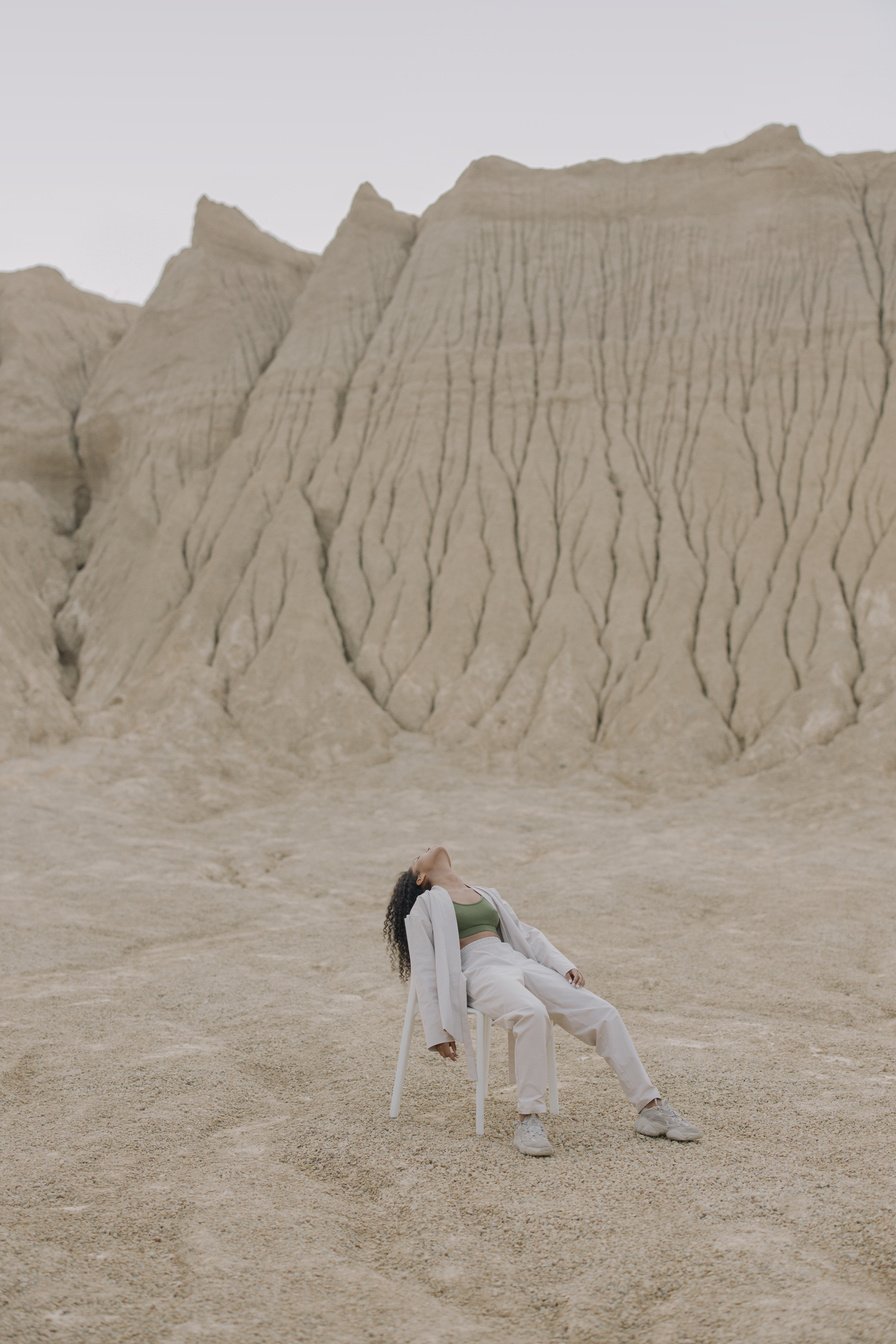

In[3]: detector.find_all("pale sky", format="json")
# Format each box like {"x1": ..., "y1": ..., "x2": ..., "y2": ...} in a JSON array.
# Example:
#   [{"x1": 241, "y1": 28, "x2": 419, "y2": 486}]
[{"x1": 4, "y1": 0, "x2": 895, "y2": 305}]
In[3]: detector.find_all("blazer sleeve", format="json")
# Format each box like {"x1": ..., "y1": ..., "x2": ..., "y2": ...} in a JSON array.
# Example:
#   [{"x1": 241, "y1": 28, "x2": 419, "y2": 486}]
[
  {"x1": 404, "y1": 904, "x2": 454, "y2": 1048},
  {"x1": 491, "y1": 889, "x2": 576, "y2": 977}
]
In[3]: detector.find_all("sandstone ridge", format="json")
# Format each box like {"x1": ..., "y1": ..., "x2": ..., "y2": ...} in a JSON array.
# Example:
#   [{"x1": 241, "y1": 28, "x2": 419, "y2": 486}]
[{"x1": 1, "y1": 124, "x2": 894, "y2": 779}]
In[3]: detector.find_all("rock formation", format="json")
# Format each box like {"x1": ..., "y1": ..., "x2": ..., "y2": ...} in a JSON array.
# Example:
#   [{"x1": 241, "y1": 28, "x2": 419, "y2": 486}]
[
  {"x1": 0, "y1": 267, "x2": 135, "y2": 753},
  {"x1": 2, "y1": 125, "x2": 895, "y2": 775}
]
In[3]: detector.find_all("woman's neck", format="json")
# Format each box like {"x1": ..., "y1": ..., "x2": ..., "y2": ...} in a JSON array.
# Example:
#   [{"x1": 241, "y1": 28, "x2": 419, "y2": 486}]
[{"x1": 429, "y1": 872, "x2": 474, "y2": 894}]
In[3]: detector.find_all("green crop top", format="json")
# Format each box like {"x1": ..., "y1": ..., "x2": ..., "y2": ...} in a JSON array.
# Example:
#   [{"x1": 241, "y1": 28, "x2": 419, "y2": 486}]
[{"x1": 452, "y1": 894, "x2": 501, "y2": 939}]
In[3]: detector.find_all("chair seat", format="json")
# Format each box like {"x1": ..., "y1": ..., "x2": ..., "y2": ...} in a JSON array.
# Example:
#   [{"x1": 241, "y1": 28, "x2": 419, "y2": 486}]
[{"x1": 390, "y1": 972, "x2": 560, "y2": 1135}]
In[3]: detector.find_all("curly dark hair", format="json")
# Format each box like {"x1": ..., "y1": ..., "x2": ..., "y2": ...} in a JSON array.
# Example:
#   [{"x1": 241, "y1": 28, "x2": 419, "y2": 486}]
[{"x1": 383, "y1": 867, "x2": 430, "y2": 980}]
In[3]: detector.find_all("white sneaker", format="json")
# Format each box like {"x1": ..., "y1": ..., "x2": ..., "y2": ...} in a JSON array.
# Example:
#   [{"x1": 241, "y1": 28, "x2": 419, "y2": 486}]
[
  {"x1": 635, "y1": 1098, "x2": 702, "y2": 1141},
  {"x1": 514, "y1": 1113, "x2": 554, "y2": 1156}
]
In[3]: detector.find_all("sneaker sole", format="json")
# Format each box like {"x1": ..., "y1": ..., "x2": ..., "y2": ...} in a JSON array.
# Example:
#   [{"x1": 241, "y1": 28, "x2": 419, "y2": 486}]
[{"x1": 635, "y1": 1126, "x2": 701, "y2": 1142}]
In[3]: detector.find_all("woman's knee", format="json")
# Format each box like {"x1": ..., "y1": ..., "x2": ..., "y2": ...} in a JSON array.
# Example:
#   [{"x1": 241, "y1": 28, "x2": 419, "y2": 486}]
[
  {"x1": 511, "y1": 1000, "x2": 550, "y2": 1030},
  {"x1": 579, "y1": 989, "x2": 620, "y2": 1017},
  {"x1": 589, "y1": 999, "x2": 622, "y2": 1028}
]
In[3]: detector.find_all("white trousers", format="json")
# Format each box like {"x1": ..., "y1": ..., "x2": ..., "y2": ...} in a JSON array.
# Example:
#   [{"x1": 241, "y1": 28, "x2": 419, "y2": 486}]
[{"x1": 460, "y1": 938, "x2": 662, "y2": 1115}]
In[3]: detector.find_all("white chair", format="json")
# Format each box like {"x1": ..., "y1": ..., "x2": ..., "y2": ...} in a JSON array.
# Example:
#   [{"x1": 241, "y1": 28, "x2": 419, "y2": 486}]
[{"x1": 390, "y1": 971, "x2": 560, "y2": 1136}]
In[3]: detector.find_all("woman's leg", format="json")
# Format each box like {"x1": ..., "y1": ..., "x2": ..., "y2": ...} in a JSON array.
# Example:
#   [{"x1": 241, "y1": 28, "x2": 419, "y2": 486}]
[
  {"x1": 464, "y1": 958, "x2": 554, "y2": 1116},
  {"x1": 519, "y1": 963, "x2": 661, "y2": 1112}
]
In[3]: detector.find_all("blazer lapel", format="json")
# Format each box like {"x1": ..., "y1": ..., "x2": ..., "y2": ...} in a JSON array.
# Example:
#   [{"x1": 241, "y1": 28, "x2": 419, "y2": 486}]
[
  {"x1": 424, "y1": 886, "x2": 460, "y2": 1025},
  {"x1": 422, "y1": 886, "x2": 477, "y2": 1079},
  {"x1": 469, "y1": 887, "x2": 530, "y2": 959}
]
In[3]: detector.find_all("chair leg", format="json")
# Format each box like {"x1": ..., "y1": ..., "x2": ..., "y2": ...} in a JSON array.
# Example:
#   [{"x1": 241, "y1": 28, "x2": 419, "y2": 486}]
[
  {"x1": 485, "y1": 1012, "x2": 494, "y2": 1130},
  {"x1": 390, "y1": 977, "x2": 417, "y2": 1118},
  {"x1": 475, "y1": 1011, "x2": 490, "y2": 1136},
  {"x1": 547, "y1": 1026, "x2": 560, "y2": 1116}
]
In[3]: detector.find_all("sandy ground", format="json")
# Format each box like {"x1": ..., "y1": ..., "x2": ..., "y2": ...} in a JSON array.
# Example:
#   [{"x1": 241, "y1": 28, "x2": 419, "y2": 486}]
[{"x1": 2, "y1": 733, "x2": 895, "y2": 1344}]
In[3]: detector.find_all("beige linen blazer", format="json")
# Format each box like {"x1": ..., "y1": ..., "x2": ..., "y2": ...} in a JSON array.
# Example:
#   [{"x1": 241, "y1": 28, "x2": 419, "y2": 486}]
[{"x1": 404, "y1": 884, "x2": 576, "y2": 1082}]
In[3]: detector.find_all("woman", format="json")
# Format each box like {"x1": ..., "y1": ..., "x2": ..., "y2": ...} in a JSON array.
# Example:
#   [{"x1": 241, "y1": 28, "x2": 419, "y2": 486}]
[{"x1": 384, "y1": 845, "x2": 702, "y2": 1156}]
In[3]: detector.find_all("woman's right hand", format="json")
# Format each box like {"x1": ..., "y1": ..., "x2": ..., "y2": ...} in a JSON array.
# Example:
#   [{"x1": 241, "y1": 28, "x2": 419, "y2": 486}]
[{"x1": 430, "y1": 1039, "x2": 458, "y2": 1061}]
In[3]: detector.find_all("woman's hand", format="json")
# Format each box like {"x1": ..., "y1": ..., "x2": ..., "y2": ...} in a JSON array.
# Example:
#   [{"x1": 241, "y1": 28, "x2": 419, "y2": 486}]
[
  {"x1": 565, "y1": 967, "x2": 585, "y2": 987},
  {"x1": 431, "y1": 1039, "x2": 458, "y2": 1060}
]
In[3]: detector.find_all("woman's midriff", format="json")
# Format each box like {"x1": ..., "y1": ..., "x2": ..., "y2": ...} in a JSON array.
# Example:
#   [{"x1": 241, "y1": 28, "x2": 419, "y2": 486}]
[{"x1": 458, "y1": 930, "x2": 501, "y2": 949}]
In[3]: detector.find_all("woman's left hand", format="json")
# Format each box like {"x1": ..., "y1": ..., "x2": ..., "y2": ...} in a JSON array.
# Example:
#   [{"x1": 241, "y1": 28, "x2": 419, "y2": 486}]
[{"x1": 565, "y1": 967, "x2": 585, "y2": 987}]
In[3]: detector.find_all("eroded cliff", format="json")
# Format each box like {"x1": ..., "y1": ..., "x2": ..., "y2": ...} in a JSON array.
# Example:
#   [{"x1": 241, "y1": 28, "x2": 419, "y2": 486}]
[{"x1": 2, "y1": 125, "x2": 894, "y2": 776}]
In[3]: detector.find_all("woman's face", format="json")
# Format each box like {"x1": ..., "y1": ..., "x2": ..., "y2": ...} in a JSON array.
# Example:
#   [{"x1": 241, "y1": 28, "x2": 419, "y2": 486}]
[{"x1": 412, "y1": 845, "x2": 451, "y2": 879}]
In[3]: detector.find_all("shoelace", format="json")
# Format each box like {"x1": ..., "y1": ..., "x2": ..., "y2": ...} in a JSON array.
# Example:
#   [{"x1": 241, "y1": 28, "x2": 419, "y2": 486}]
[
  {"x1": 520, "y1": 1115, "x2": 546, "y2": 1134},
  {"x1": 642, "y1": 1100, "x2": 682, "y2": 1123},
  {"x1": 658, "y1": 1101, "x2": 699, "y2": 1130}
]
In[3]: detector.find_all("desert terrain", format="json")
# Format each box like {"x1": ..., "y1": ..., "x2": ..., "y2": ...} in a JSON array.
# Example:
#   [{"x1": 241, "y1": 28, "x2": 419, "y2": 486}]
[
  {"x1": 2, "y1": 732, "x2": 895, "y2": 1342},
  {"x1": 2, "y1": 122, "x2": 895, "y2": 1341}
]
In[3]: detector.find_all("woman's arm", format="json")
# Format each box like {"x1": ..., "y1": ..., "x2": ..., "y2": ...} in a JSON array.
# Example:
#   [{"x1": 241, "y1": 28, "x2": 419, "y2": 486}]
[{"x1": 404, "y1": 905, "x2": 456, "y2": 1049}]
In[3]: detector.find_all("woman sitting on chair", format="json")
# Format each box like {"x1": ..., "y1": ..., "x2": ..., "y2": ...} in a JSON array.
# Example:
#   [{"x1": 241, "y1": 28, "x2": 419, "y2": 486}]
[{"x1": 383, "y1": 844, "x2": 702, "y2": 1156}]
